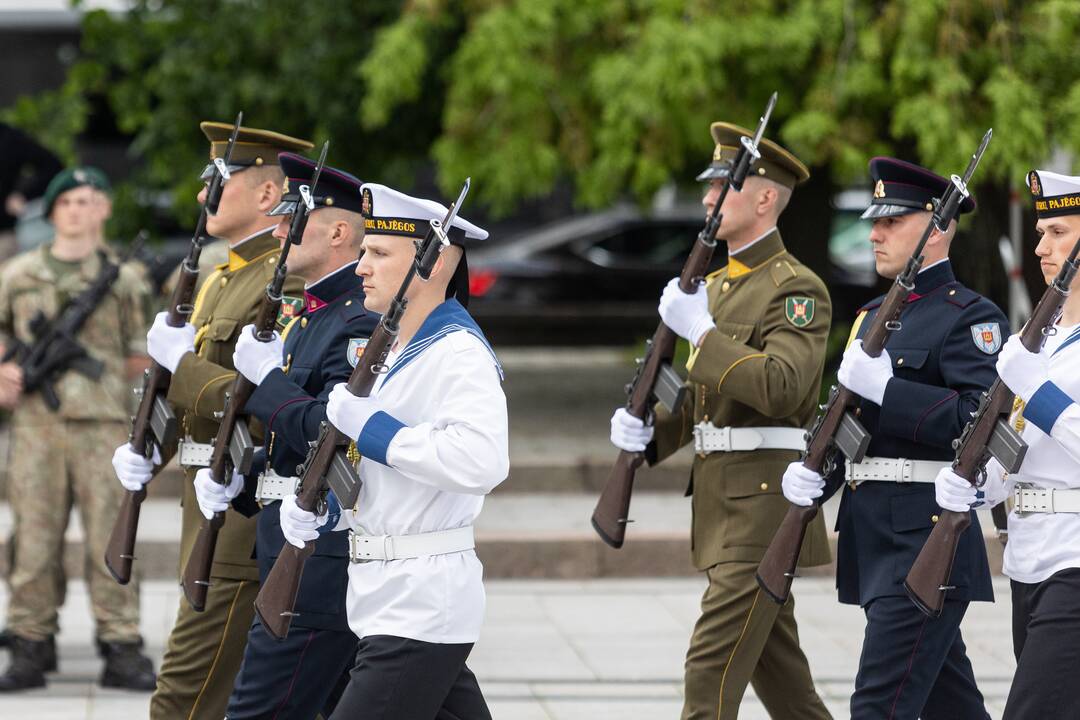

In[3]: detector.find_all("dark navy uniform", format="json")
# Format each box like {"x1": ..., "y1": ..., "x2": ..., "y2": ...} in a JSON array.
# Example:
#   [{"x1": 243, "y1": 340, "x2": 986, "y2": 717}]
[
  {"x1": 818, "y1": 158, "x2": 1005, "y2": 720},
  {"x1": 224, "y1": 153, "x2": 380, "y2": 719}
]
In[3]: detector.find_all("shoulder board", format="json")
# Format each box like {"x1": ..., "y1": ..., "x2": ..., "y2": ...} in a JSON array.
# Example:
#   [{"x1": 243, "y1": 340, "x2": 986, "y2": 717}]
[
  {"x1": 942, "y1": 283, "x2": 979, "y2": 309},
  {"x1": 767, "y1": 256, "x2": 799, "y2": 287}
]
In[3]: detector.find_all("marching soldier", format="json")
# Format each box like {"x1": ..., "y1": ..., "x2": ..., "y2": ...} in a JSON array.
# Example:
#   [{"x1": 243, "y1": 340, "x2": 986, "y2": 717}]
[
  {"x1": 609, "y1": 123, "x2": 833, "y2": 720},
  {"x1": 192, "y1": 153, "x2": 378, "y2": 718},
  {"x1": 0, "y1": 167, "x2": 156, "y2": 691},
  {"x1": 279, "y1": 182, "x2": 507, "y2": 718},
  {"x1": 109, "y1": 121, "x2": 310, "y2": 720},
  {"x1": 935, "y1": 169, "x2": 1080, "y2": 720},
  {"x1": 782, "y1": 157, "x2": 1005, "y2": 719}
]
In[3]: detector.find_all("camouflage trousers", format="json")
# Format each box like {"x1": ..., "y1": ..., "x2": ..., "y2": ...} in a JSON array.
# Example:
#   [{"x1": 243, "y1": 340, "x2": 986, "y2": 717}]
[{"x1": 5, "y1": 419, "x2": 141, "y2": 642}]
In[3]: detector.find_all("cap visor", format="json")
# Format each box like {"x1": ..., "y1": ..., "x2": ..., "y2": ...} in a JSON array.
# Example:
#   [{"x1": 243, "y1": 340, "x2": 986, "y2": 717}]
[
  {"x1": 267, "y1": 199, "x2": 298, "y2": 217},
  {"x1": 860, "y1": 203, "x2": 918, "y2": 220},
  {"x1": 696, "y1": 164, "x2": 732, "y2": 182},
  {"x1": 200, "y1": 163, "x2": 245, "y2": 181}
]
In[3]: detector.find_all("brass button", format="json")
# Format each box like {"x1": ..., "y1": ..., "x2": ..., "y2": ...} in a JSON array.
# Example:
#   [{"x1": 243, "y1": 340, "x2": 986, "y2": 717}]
[
  {"x1": 931, "y1": 514, "x2": 939, "y2": 523},
  {"x1": 948, "y1": 289, "x2": 956, "y2": 296},
  {"x1": 300, "y1": 317, "x2": 308, "y2": 328},
  {"x1": 897, "y1": 357, "x2": 904, "y2": 366},
  {"x1": 345, "y1": 300, "x2": 353, "y2": 306},
  {"x1": 269, "y1": 256, "x2": 277, "y2": 264},
  {"x1": 219, "y1": 277, "x2": 228, "y2": 287},
  {"x1": 721, "y1": 281, "x2": 731, "y2": 292},
  {"x1": 731, "y1": 333, "x2": 738, "y2": 340},
  {"x1": 286, "y1": 353, "x2": 292, "y2": 365},
  {"x1": 760, "y1": 482, "x2": 769, "y2": 491},
  {"x1": 775, "y1": 262, "x2": 781, "y2": 267}
]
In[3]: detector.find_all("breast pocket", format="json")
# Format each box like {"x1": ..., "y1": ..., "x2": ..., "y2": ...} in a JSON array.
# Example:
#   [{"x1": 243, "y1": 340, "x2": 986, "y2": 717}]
[
  {"x1": 198, "y1": 317, "x2": 240, "y2": 362},
  {"x1": 888, "y1": 348, "x2": 929, "y2": 374},
  {"x1": 283, "y1": 366, "x2": 315, "y2": 393},
  {"x1": 890, "y1": 491, "x2": 938, "y2": 582},
  {"x1": 715, "y1": 321, "x2": 757, "y2": 347}
]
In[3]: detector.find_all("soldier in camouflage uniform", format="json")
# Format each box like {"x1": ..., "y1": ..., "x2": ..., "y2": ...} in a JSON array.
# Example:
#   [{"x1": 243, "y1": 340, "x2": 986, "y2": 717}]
[
  {"x1": 111, "y1": 121, "x2": 310, "y2": 720},
  {"x1": 0, "y1": 167, "x2": 156, "y2": 692}
]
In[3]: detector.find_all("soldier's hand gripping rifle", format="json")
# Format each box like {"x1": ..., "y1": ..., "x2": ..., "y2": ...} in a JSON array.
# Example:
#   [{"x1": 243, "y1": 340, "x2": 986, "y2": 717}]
[
  {"x1": 903, "y1": 223, "x2": 1077, "y2": 617},
  {"x1": 2, "y1": 232, "x2": 147, "y2": 410},
  {"x1": 253, "y1": 178, "x2": 471, "y2": 641},
  {"x1": 756, "y1": 129, "x2": 994, "y2": 605},
  {"x1": 181, "y1": 142, "x2": 330, "y2": 612},
  {"x1": 105, "y1": 112, "x2": 243, "y2": 585},
  {"x1": 590, "y1": 93, "x2": 778, "y2": 549}
]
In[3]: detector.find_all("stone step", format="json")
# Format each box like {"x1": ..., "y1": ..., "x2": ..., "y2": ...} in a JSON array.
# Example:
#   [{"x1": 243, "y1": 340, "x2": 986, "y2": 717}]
[{"x1": 0, "y1": 495, "x2": 1005, "y2": 581}]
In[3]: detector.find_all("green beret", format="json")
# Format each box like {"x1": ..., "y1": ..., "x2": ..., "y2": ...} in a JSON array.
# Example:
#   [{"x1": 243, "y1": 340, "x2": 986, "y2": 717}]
[{"x1": 43, "y1": 166, "x2": 111, "y2": 217}]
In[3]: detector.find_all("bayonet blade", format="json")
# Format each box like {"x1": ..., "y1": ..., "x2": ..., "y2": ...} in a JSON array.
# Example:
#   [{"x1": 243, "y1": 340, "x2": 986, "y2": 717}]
[
  {"x1": 961, "y1": 128, "x2": 993, "y2": 186},
  {"x1": 751, "y1": 92, "x2": 778, "y2": 149},
  {"x1": 441, "y1": 177, "x2": 471, "y2": 230},
  {"x1": 303, "y1": 141, "x2": 330, "y2": 211},
  {"x1": 222, "y1": 111, "x2": 244, "y2": 168}
]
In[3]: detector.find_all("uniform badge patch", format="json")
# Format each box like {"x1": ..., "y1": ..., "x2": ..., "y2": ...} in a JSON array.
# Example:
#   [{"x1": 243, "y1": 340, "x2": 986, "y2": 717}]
[
  {"x1": 277, "y1": 296, "x2": 304, "y2": 329},
  {"x1": 785, "y1": 296, "x2": 815, "y2": 328},
  {"x1": 347, "y1": 338, "x2": 369, "y2": 368},
  {"x1": 970, "y1": 322, "x2": 1002, "y2": 354}
]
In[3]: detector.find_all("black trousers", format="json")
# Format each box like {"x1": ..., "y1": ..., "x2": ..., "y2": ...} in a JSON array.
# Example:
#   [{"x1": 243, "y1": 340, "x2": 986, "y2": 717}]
[
  {"x1": 225, "y1": 618, "x2": 357, "y2": 719},
  {"x1": 328, "y1": 635, "x2": 491, "y2": 720},
  {"x1": 1004, "y1": 567, "x2": 1080, "y2": 720},
  {"x1": 851, "y1": 596, "x2": 989, "y2": 720}
]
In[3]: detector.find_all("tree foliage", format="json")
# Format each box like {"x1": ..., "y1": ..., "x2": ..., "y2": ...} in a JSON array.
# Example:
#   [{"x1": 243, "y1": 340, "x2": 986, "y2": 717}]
[{"x1": 5, "y1": 0, "x2": 1080, "y2": 223}]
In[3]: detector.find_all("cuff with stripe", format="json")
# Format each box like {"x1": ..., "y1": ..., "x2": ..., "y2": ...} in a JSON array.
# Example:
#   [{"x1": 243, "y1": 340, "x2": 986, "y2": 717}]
[
  {"x1": 356, "y1": 411, "x2": 407, "y2": 466},
  {"x1": 1024, "y1": 381, "x2": 1074, "y2": 435}
]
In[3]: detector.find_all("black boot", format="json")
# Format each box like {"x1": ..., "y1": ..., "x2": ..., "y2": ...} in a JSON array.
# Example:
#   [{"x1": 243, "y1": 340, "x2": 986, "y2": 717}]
[
  {"x1": 0, "y1": 630, "x2": 56, "y2": 672},
  {"x1": 98, "y1": 638, "x2": 156, "y2": 691},
  {"x1": 0, "y1": 635, "x2": 48, "y2": 691}
]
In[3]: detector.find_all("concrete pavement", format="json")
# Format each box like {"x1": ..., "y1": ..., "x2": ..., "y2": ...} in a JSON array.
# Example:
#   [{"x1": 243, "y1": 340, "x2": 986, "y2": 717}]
[{"x1": 0, "y1": 577, "x2": 1016, "y2": 719}]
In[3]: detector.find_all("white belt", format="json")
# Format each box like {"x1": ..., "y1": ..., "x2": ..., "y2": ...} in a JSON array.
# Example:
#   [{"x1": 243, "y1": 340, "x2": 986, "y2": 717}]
[
  {"x1": 692, "y1": 423, "x2": 807, "y2": 454},
  {"x1": 845, "y1": 457, "x2": 949, "y2": 486},
  {"x1": 1014, "y1": 484, "x2": 1080, "y2": 514},
  {"x1": 178, "y1": 439, "x2": 213, "y2": 468},
  {"x1": 347, "y1": 526, "x2": 475, "y2": 563},
  {"x1": 256, "y1": 470, "x2": 299, "y2": 502}
]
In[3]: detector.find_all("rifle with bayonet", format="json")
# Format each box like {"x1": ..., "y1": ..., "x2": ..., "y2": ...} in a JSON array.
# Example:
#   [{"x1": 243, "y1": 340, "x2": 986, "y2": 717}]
[
  {"x1": 2, "y1": 232, "x2": 147, "y2": 410},
  {"x1": 182, "y1": 141, "x2": 329, "y2": 612},
  {"x1": 253, "y1": 177, "x2": 471, "y2": 640},
  {"x1": 590, "y1": 93, "x2": 778, "y2": 549},
  {"x1": 105, "y1": 112, "x2": 244, "y2": 586},
  {"x1": 903, "y1": 223, "x2": 1077, "y2": 617},
  {"x1": 756, "y1": 129, "x2": 994, "y2": 605}
]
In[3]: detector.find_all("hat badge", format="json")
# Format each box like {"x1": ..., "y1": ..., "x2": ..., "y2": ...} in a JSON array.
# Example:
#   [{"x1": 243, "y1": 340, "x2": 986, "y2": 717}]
[
  {"x1": 873, "y1": 180, "x2": 886, "y2": 199},
  {"x1": 73, "y1": 169, "x2": 87, "y2": 183},
  {"x1": 282, "y1": 178, "x2": 290, "y2": 195},
  {"x1": 361, "y1": 188, "x2": 372, "y2": 217},
  {"x1": 1029, "y1": 172, "x2": 1041, "y2": 197}
]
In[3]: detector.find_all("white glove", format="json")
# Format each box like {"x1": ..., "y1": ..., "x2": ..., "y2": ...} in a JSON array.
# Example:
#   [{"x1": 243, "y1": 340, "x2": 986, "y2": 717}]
[
  {"x1": 996, "y1": 335, "x2": 1047, "y2": 402},
  {"x1": 658, "y1": 277, "x2": 715, "y2": 346},
  {"x1": 147, "y1": 311, "x2": 195, "y2": 373},
  {"x1": 193, "y1": 467, "x2": 245, "y2": 520},
  {"x1": 610, "y1": 407, "x2": 654, "y2": 452},
  {"x1": 934, "y1": 467, "x2": 977, "y2": 513},
  {"x1": 837, "y1": 340, "x2": 893, "y2": 405},
  {"x1": 233, "y1": 324, "x2": 283, "y2": 384},
  {"x1": 980, "y1": 457, "x2": 1012, "y2": 507},
  {"x1": 782, "y1": 461, "x2": 825, "y2": 507},
  {"x1": 112, "y1": 443, "x2": 162, "y2": 493},
  {"x1": 279, "y1": 494, "x2": 328, "y2": 548},
  {"x1": 326, "y1": 383, "x2": 381, "y2": 440}
]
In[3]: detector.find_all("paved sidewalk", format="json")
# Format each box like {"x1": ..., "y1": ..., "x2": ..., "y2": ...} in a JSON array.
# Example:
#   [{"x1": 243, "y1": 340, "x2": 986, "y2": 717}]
[{"x1": 0, "y1": 577, "x2": 1016, "y2": 719}]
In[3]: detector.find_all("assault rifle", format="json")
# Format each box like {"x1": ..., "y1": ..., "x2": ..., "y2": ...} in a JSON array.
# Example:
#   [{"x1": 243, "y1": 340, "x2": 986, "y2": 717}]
[
  {"x1": 3, "y1": 233, "x2": 146, "y2": 410},
  {"x1": 105, "y1": 112, "x2": 243, "y2": 585},
  {"x1": 903, "y1": 222, "x2": 1077, "y2": 616},
  {"x1": 182, "y1": 142, "x2": 329, "y2": 612},
  {"x1": 756, "y1": 129, "x2": 994, "y2": 605},
  {"x1": 590, "y1": 93, "x2": 778, "y2": 549},
  {"x1": 253, "y1": 178, "x2": 471, "y2": 640}
]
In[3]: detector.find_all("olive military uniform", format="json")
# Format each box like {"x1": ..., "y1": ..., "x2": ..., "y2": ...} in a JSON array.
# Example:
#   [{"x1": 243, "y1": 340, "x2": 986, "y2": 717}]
[
  {"x1": 647, "y1": 124, "x2": 832, "y2": 720},
  {"x1": 150, "y1": 121, "x2": 310, "y2": 720},
  {"x1": 0, "y1": 243, "x2": 150, "y2": 644}
]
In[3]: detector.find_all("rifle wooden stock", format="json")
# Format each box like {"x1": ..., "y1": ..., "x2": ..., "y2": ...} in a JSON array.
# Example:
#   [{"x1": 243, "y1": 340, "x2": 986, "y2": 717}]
[
  {"x1": 904, "y1": 259, "x2": 1072, "y2": 616},
  {"x1": 256, "y1": 533, "x2": 315, "y2": 640},
  {"x1": 591, "y1": 449, "x2": 645, "y2": 549},
  {"x1": 105, "y1": 488, "x2": 145, "y2": 584}
]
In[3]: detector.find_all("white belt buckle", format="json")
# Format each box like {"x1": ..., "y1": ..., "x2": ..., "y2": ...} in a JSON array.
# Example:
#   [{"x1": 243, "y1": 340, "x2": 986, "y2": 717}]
[
  {"x1": 899, "y1": 460, "x2": 913, "y2": 483},
  {"x1": 693, "y1": 424, "x2": 705, "y2": 455},
  {"x1": 349, "y1": 533, "x2": 387, "y2": 563}
]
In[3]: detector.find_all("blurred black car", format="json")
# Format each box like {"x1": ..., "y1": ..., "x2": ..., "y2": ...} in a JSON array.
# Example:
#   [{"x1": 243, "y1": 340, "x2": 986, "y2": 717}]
[{"x1": 468, "y1": 203, "x2": 710, "y2": 344}]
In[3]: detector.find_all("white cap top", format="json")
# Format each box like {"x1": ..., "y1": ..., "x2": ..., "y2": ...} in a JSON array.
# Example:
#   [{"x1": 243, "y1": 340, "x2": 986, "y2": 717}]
[
  {"x1": 359, "y1": 182, "x2": 488, "y2": 246},
  {"x1": 1028, "y1": 169, "x2": 1080, "y2": 218}
]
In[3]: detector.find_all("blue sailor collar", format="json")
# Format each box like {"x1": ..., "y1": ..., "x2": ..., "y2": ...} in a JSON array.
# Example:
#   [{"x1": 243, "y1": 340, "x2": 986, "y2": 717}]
[
  {"x1": 1053, "y1": 323, "x2": 1080, "y2": 357},
  {"x1": 304, "y1": 261, "x2": 360, "y2": 310},
  {"x1": 383, "y1": 298, "x2": 502, "y2": 385}
]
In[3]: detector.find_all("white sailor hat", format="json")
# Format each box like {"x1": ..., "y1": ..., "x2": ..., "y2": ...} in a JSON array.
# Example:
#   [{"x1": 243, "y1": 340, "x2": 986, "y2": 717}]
[
  {"x1": 359, "y1": 183, "x2": 488, "y2": 248},
  {"x1": 1027, "y1": 169, "x2": 1080, "y2": 218},
  {"x1": 359, "y1": 182, "x2": 488, "y2": 306}
]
